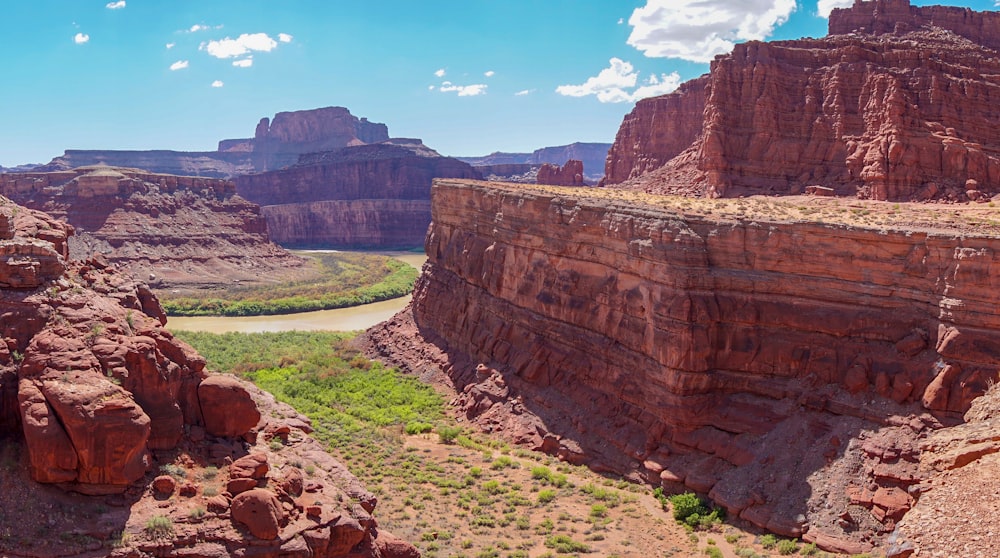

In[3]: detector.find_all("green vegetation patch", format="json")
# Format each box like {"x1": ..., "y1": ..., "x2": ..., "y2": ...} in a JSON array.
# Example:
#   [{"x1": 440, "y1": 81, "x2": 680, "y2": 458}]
[
  {"x1": 173, "y1": 330, "x2": 444, "y2": 448},
  {"x1": 161, "y1": 252, "x2": 418, "y2": 316}
]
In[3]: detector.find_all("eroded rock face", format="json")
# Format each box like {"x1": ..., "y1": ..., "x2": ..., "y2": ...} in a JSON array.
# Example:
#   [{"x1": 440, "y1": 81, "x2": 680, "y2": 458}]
[
  {"x1": 603, "y1": 0, "x2": 1000, "y2": 201},
  {"x1": 0, "y1": 194, "x2": 416, "y2": 558},
  {"x1": 0, "y1": 166, "x2": 303, "y2": 289},
  {"x1": 237, "y1": 140, "x2": 482, "y2": 248},
  {"x1": 366, "y1": 180, "x2": 1000, "y2": 551},
  {"x1": 537, "y1": 160, "x2": 584, "y2": 187}
]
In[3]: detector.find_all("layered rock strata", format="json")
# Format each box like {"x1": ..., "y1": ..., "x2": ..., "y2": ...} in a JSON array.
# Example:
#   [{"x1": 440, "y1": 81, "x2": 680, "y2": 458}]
[
  {"x1": 536, "y1": 160, "x2": 585, "y2": 187},
  {"x1": 0, "y1": 195, "x2": 414, "y2": 557},
  {"x1": 237, "y1": 140, "x2": 481, "y2": 248},
  {"x1": 459, "y1": 142, "x2": 611, "y2": 183},
  {"x1": 0, "y1": 166, "x2": 304, "y2": 289},
  {"x1": 367, "y1": 179, "x2": 1000, "y2": 552},
  {"x1": 603, "y1": 0, "x2": 1000, "y2": 201}
]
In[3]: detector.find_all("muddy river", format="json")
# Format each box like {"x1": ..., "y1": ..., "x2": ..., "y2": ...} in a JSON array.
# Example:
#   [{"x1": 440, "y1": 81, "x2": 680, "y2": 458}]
[{"x1": 165, "y1": 251, "x2": 425, "y2": 334}]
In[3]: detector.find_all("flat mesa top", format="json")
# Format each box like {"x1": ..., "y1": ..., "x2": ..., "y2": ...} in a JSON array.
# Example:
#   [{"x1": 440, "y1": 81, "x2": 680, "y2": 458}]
[{"x1": 435, "y1": 179, "x2": 1000, "y2": 238}]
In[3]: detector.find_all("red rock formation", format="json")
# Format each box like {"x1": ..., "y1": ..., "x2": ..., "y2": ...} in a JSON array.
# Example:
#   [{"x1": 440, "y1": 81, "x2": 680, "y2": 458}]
[
  {"x1": 0, "y1": 166, "x2": 304, "y2": 289},
  {"x1": 459, "y1": 142, "x2": 612, "y2": 182},
  {"x1": 0, "y1": 194, "x2": 416, "y2": 557},
  {"x1": 366, "y1": 179, "x2": 1000, "y2": 551},
  {"x1": 237, "y1": 140, "x2": 481, "y2": 248},
  {"x1": 603, "y1": 1, "x2": 1000, "y2": 201},
  {"x1": 537, "y1": 160, "x2": 585, "y2": 186},
  {"x1": 41, "y1": 107, "x2": 389, "y2": 178}
]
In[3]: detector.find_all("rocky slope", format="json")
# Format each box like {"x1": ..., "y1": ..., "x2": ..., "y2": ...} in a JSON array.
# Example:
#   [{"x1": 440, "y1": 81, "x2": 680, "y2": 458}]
[
  {"x1": 366, "y1": 179, "x2": 1000, "y2": 553},
  {"x1": 0, "y1": 194, "x2": 415, "y2": 557},
  {"x1": 0, "y1": 166, "x2": 306, "y2": 290},
  {"x1": 236, "y1": 140, "x2": 481, "y2": 248},
  {"x1": 603, "y1": 0, "x2": 1000, "y2": 201},
  {"x1": 41, "y1": 107, "x2": 388, "y2": 178}
]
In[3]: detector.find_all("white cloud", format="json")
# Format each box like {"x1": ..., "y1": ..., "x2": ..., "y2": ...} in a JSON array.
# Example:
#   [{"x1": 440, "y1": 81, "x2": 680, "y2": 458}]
[
  {"x1": 211, "y1": 80, "x2": 224, "y2": 88},
  {"x1": 434, "y1": 68, "x2": 446, "y2": 77},
  {"x1": 74, "y1": 33, "x2": 89, "y2": 44},
  {"x1": 166, "y1": 42, "x2": 176, "y2": 49},
  {"x1": 618, "y1": 18, "x2": 624, "y2": 24},
  {"x1": 437, "y1": 81, "x2": 487, "y2": 96},
  {"x1": 484, "y1": 70, "x2": 495, "y2": 77},
  {"x1": 514, "y1": 89, "x2": 535, "y2": 96},
  {"x1": 190, "y1": 24, "x2": 209, "y2": 32},
  {"x1": 817, "y1": 0, "x2": 853, "y2": 17},
  {"x1": 627, "y1": 0, "x2": 796, "y2": 63},
  {"x1": 105, "y1": 0, "x2": 126, "y2": 9},
  {"x1": 202, "y1": 33, "x2": 279, "y2": 58},
  {"x1": 169, "y1": 60, "x2": 189, "y2": 71},
  {"x1": 556, "y1": 58, "x2": 680, "y2": 103},
  {"x1": 232, "y1": 57, "x2": 253, "y2": 68},
  {"x1": 278, "y1": 33, "x2": 293, "y2": 43}
]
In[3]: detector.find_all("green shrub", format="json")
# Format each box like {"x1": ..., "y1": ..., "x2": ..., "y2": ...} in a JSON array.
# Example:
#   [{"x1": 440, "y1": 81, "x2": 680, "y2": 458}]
[
  {"x1": 777, "y1": 538, "x2": 799, "y2": 555},
  {"x1": 537, "y1": 489, "x2": 557, "y2": 504},
  {"x1": 437, "y1": 425, "x2": 463, "y2": 444},
  {"x1": 759, "y1": 534, "x2": 778, "y2": 549},
  {"x1": 704, "y1": 547, "x2": 724, "y2": 558},
  {"x1": 544, "y1": 534, "x2": 590, "y2": 554},
  {"x1": 669, "y1": 492, "x2": 708, "y2": 522},
  {"x1": 405, "y1": 422, "x2": 433, "y2": 435},
  {"x1": 144, "y1": 515, "x2": 173, "y2": 539},
  {"x1": 800, "y1": 542, "x2": 818, "y2": 556}
]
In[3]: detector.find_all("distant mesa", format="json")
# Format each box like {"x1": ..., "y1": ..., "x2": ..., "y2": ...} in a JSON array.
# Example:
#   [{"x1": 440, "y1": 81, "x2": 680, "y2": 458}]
[
  {"x1": 235, "y1": 138, "x2": 482, "y2": 249},
  {"x1": 603, "y1": 0, "x2": 1000, "y2": 202},
  {"x1": 40, "y1": 106, "x2": 389, "y2": 179},
  {"x1": 536, "y1": 159, "x2": 585, "y2": 187},
  {"x1": 458, "y1": 142, "x2": 611, "y2": 184}
]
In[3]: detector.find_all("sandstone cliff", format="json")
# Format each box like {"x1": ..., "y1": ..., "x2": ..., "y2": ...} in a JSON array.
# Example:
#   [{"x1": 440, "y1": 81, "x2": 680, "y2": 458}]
[
  {"x1": 603, "y1": 0, "x2": 1000, "y2": 201},
  {"x1": 42, "y1": 107, "x2": 389, "y2": 178},
  {"x1": 0, "y1": 166, "x2": 305, "y2": 290},
  {"x1": 237, "y1": 140, "x2": 481, "y2": 248},
  {"x1": 367, "y1": 179, "x2": 1000, "y2": 553},
  {"x1": 0, "y1": 195, "x2": 415, "y2": 557},
  {"x1": 536, "y1": 160, "x2": 585, "y2": 187}
]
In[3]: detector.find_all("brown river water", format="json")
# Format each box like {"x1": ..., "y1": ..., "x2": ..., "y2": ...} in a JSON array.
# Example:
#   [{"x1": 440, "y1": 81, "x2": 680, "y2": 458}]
[{"x1": 165, "y1": 251, "x2": 426, "y2": 334}]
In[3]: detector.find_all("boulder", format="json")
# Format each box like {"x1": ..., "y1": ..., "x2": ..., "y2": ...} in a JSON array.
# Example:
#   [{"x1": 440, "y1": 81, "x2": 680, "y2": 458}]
[
  {"x1": 230, "y1": 488, "x2": 284, "y2": 540},
  {"x1": 198, "y1": 375, "x2": 260, "y2": 437}
]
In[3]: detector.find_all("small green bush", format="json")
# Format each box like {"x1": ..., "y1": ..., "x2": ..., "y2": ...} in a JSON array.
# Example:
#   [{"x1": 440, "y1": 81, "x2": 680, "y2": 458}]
[
  {"x1": 759, "y1": 534, "x2": 778, "y2": 549},
  {"x1": 405, "y1": 422, "x2": 433, "y2": 435},
  {"x1": 437, "y1": 425, "x2": 462, "y2": 444},
  {"x1": 537, "y1": 489, "x2": 557, "y2": 504},
  {"x1": 544, "y1": 534, "x2": 590, "y2": 554},
  {"x1": 144, "y1": 515, "x2": 173, "y2": 539},
  {"x1": 704, "y1": 547, "x2": 724, "y2": 558},
  {"x1": 777, "y1": 538, "x2": 799, "y2": 555}
]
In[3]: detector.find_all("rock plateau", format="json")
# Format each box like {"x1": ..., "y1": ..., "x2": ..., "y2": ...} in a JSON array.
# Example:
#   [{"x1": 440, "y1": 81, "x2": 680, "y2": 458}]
[
  {"x1": 603, "y1": 0, "x2": 1000, "y2": 202},
  {"x1": 0, "y1": 194, "x2": 414, "y2": 557},
  {"x1": 459, "y1": 142, "x2": 611, "y2": 183},
  {"x1": 366, "y1": 179, "x2": 1000, "y2": 553}
]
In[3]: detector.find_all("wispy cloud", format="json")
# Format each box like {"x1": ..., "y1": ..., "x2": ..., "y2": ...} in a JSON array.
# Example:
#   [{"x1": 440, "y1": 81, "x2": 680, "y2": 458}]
[
  {"x1": 514, "y1": 89, "x2": 535, "y2": 96},
  {"x1": 556, "y1": 57, "x2": 680, "y2": 103},
  {"x1": 74, "y1": 33, "x2": 90, "y2": 44},
  {"x1": 232, "y1": 58, "x2": 253, "y2": 68},
  {"x1": 436, "y1": 81, "x2": 487, "y2": 96},
  {"x1": 166, "y1": 42, "x2": 175, "y2": 49},
  {"x1": 278, "y1": 33, "x2": 293, "y2": 43},
  {"x1": 817, "y1": 0, "x2": 853, "y2": 17},
  {"x1": 105, "y1": 0, "x2": 126, "y2": 9},
  {"x1": 202, "y1": 33, "x2": 281, "y2": 58},
  {"x1": 211, "y1": 80, "x2": 224, "y2": 88},
  {"x1": 434, "y1": 68, "x2": 446, "y2": 78},
  {"x1": 484, "y1": 70, "x2": 495, "y2": 77},
  {"x1": 169, "y1": 60, "x2": 189, "y2": 71},
  {"x1": 189, "y1": 24, "x2": 210, "y2": 33},
  {"x1": 627, "y1": 0, "x2": 796, "y2": 63}
]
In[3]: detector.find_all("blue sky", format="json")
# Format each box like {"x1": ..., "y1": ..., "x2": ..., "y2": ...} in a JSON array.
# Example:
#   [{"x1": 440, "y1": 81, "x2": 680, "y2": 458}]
[{"x1": 0, "y1": 0, "x2": 995, "y2": 166}]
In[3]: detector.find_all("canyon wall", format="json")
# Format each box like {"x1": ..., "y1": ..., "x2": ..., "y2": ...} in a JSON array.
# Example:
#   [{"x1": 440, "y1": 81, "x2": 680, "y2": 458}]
[
  {"x1": 459, "y1": 142, "x2": 611, "y2": 182},
  {"x1": 367, "y1": 179, "x2": 1000, "y2": 552},
  {"x1": 238, "y1": 141, "x2": 481, "y2": 248},
  {"x1": 603, "y1": 0, "x2": 1000, "y2": 201},
  {"x1": 0, "y1": 167, "x2": 304, "y2": 289}
]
